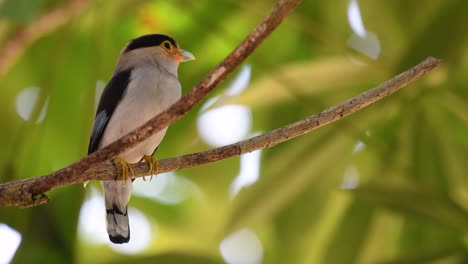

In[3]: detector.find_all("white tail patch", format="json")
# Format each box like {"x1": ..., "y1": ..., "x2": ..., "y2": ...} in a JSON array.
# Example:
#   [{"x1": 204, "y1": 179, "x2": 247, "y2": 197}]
[{"x1": 102, "y1": 179, "x2": 133, "y2": 244}]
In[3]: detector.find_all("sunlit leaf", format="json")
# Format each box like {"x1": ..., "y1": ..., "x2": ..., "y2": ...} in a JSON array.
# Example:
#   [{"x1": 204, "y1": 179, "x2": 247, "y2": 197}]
[
  {"x1": 229, "y1": 57, "x2": 384, "y2": 108},
  {"x1": 321, "y1": 200, "x2": 374, "y2": 263}
]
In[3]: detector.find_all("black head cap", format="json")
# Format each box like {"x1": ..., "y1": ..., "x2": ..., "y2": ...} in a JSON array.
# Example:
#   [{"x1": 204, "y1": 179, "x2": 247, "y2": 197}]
[{"x1": 123, "y1": 34, "x2": 178, "y2": 53}]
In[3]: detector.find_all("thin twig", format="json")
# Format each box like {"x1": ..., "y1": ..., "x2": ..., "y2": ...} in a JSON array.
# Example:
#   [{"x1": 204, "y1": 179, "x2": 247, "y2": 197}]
[
  {"x1": 0, "y1": 0, "x2": 302, "y2": 207},
  {"x1": 0, "y1": 56, "x2": 442, "y2": 207}
]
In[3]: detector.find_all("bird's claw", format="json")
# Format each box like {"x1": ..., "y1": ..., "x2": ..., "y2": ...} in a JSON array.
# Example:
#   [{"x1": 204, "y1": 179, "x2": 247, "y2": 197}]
[
  {"x1": 113, "y1": 157, "x2": 134, "y2": 181},
  {"x1": 142, "y1": 155, "x2": 158, "y2": 181}
]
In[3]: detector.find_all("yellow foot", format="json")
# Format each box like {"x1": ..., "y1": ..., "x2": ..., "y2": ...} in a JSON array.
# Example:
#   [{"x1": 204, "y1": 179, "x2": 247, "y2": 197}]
[
  {"x1": 142, "y1": 155, "x2": 158, "y2": 181},
  {"x1": 113, "y1": 157, "x2": 134, "y2": 181},
  {"x1": 83, "y1": 180, "x2": 89, "y2": 188}
]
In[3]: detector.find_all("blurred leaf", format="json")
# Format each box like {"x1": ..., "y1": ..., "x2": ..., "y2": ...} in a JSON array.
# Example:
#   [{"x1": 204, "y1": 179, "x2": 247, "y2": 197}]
[
  {"x1": 224, "y1": 128, "x2": 351, "y2": 235},
  {"x1": 0, "y1": 0, "x2": 41, "y2": 23},
  {"x1": 321, "y1": 200, "x2": 375, "y2": 264},
  {"x1": 396, "y1": 1, "x2": 468, "y2": 71},
  {"x1": 12, "y1": 188, "x2": 83, "y2": 263},
  {"x1": 271, "y1": 142, "x2": 351, "y2": 264},
  {"x1": 432, "y1": 91, "x2": 468, "y2": 148},
  {"x1": 378, "y1": 245, "x2": 465, "y2": 264},
  {"x1": 229, "y1": 57, "x2": 384, "y2": 108},
  {"x1": 409, "y1": 106, "x2": 448, "y2": 187},
  {"x1": 353, "y1": 179, "x2": 468, "y2": 232},
  {"x1": 106, "y1": 251, "x2": 222, "y2": 264}
]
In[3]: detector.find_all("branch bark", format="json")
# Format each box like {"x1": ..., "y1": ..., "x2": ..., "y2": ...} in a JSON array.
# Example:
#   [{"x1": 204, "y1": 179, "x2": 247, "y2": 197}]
[
  {"x1": 77, "y1": 57, "x2": 443, "y2": 179},
  {"x1": 0, "y1": 56, "x2": 442, "y2": 207},
  {"x1": 0, "y1": 0, "x2": 303, "y2": 207}
]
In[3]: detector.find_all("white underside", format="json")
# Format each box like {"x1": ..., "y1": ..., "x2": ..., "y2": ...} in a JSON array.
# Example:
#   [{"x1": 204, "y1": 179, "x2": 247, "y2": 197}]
[{"x1": 100, "y1": 66, "x2": 181, "y2": 162}]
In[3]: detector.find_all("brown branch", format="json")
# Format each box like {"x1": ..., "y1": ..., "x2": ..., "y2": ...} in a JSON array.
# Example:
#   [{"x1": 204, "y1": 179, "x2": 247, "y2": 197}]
[
  {"x1": 0, "y1": 56, "x2": 442, "y2": 207},
  {"x1": 0, "y1": 0, "x2": 88, "y2": 77},
  {"x1": 87, "y1": 57, "x2": 443, "y2": 178},
  {"x1": 0, "y1": 0, "x2": 303, "y2": 207}
]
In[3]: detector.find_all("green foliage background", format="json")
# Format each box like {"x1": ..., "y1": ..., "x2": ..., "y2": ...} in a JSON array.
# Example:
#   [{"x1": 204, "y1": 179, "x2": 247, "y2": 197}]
[{"x1": 1, "y1": 0, "x2": 468, "y2": 263}]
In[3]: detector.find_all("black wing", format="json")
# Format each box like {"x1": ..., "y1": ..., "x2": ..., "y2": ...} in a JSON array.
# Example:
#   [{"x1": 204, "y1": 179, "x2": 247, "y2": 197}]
[{"x1": 88, "y1": 68, "x2": 132, "y2": 154}]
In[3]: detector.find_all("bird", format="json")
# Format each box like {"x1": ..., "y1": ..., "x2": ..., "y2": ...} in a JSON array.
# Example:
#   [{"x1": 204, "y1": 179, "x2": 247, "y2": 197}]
[{"x1": 87, "y1": 34, "x2": 195, "y2": 244}]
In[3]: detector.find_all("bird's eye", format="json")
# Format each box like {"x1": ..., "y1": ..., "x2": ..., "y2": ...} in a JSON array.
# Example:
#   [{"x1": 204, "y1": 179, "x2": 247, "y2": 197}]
[{"x1": 162, "y1": 40, "x2": 172, "y2": 51}]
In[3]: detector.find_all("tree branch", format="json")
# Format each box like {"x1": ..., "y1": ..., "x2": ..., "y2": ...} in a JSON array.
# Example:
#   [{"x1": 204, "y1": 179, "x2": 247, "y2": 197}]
[
  {"x1": 0, "y1": 0, "x2": 303, "y2": 207},
  {"x1": 0, "y1": 0, "x2": 88, "y2": 77},
  {"x1": 0, "y1": 56, "x2": 442, "y2": 207},
  {"x1": 86, "y1": 57, "x2": 443, "y2": 179}
]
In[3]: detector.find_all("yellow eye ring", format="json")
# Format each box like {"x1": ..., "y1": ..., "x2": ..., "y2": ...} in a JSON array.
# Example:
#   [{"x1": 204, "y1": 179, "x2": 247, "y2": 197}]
[{"x1": 161, "y1": 40, "x2": 172, "y2": 51}]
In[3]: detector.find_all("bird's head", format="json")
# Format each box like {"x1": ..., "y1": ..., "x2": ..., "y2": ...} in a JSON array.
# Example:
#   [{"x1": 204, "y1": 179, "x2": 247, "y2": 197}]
[{"x1": 117, "y1": 34, "x2": 195, "y2": 74}]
